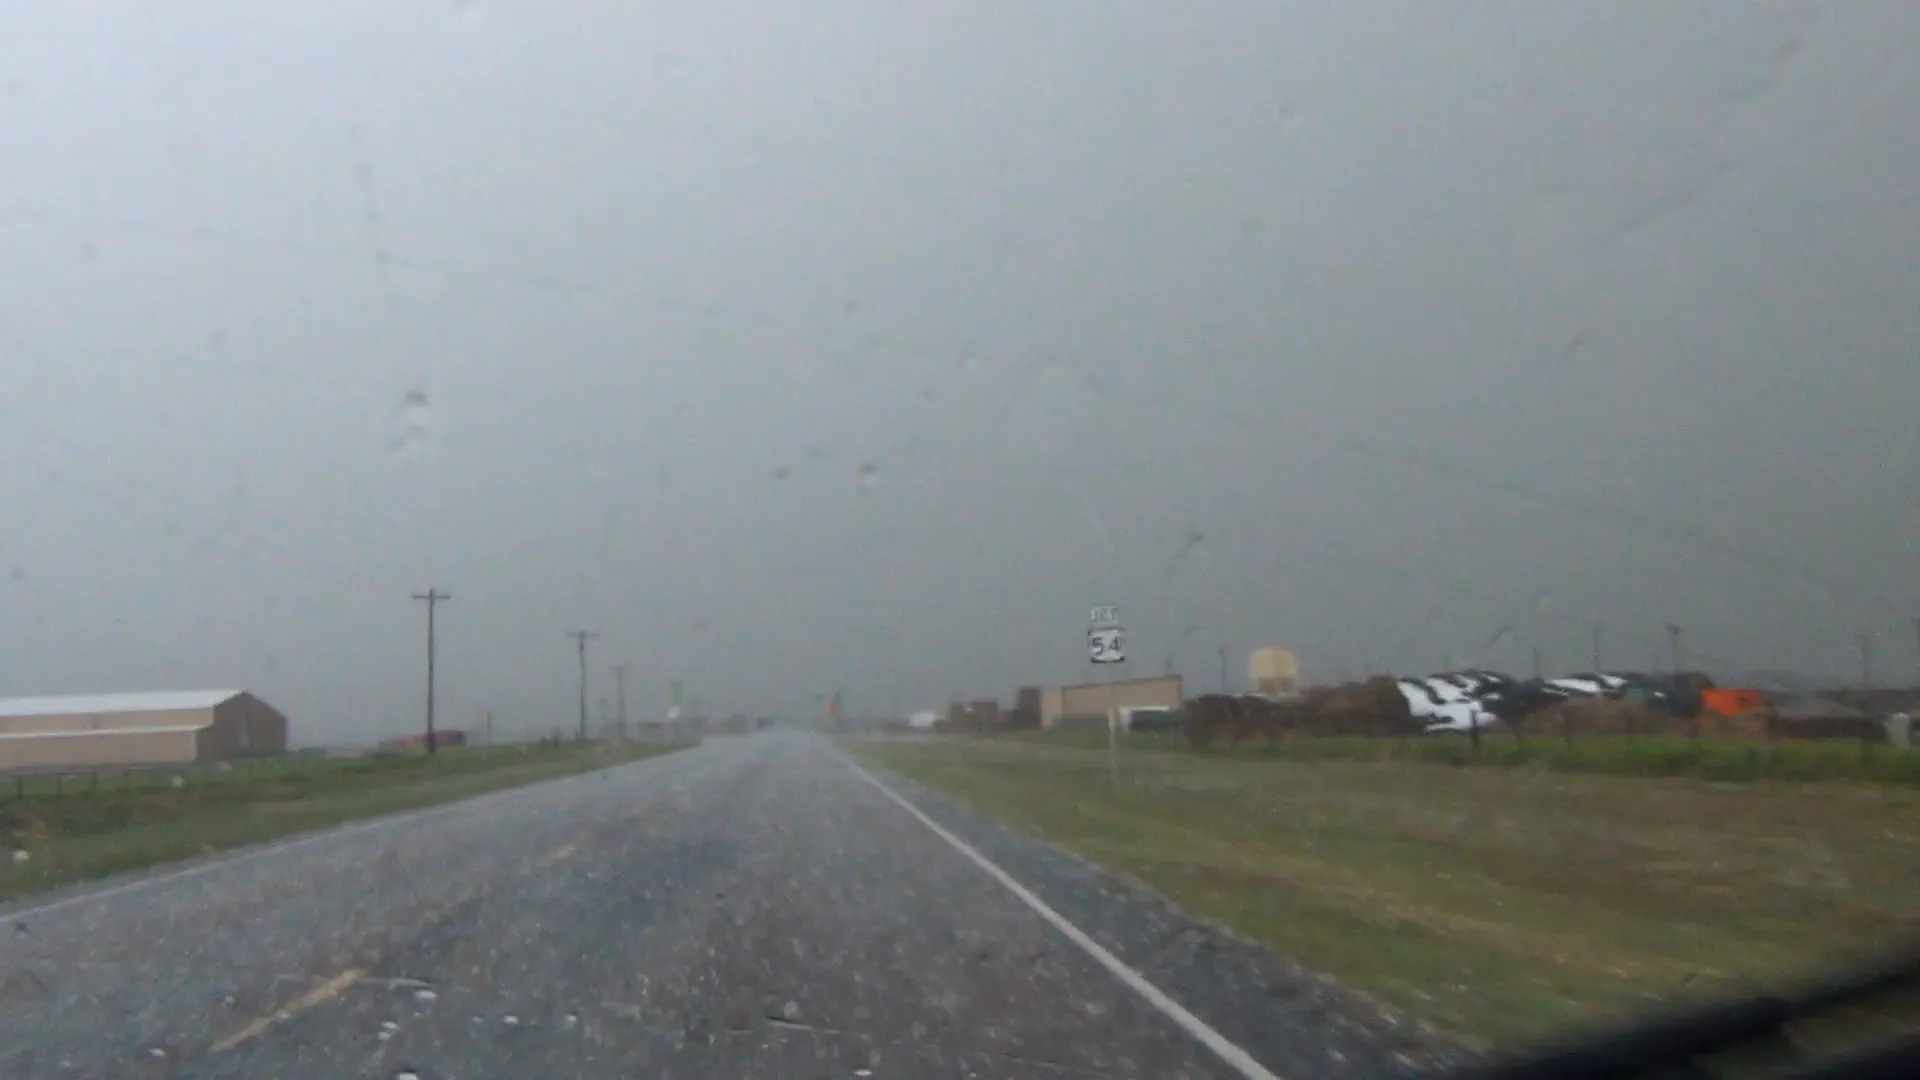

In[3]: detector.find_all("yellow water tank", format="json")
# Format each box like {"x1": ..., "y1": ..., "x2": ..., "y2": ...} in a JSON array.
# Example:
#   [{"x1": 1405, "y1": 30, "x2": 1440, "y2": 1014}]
[{"x1": 1249, "y1": 646, "x2": 1300, "y2": 698}]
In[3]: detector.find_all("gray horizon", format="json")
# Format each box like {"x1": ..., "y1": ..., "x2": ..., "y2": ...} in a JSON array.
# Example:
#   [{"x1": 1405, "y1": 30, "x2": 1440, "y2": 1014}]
[{"x1": 2, "y1": 2, "x2": 1916, "y2": 743}]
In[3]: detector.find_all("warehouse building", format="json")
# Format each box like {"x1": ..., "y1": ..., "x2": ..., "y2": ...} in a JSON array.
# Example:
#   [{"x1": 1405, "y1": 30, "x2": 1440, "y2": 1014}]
[
  {"x1": 0, "y1": 690, "x2": 290, "y2": 773},
  {"x1": 1042, "y1": 674, "x2": 1183, "y2": 729}
]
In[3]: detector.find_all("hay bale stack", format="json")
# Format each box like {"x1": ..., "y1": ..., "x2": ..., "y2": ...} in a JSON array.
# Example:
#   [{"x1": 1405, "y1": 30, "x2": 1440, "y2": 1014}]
[
  {"x1": 1696, "y1": 710, "x2": 1772, "y2": 740},
  {"x1": 1652, "y1": 672, "x2": 1715, "y2": 718},
  {"x1": 1233, "y1": 696, "x2": 1292, "y2": 742},
  {"x1": 1302, "y1": 677, "x2": 1420, "y2": 737},
  {"x1": 1529, "y1": 697, "x2": 1688, "y2": 738},
  {"x1": 967, "y1": 699, "x2": 1004, "y2": 731},
  {"x1": 1777, "y1": 716, "x2": 1888, "y2": 743},
  {"x1": 1184, "y1": 695, "x2": 1239, "y2": 748}
]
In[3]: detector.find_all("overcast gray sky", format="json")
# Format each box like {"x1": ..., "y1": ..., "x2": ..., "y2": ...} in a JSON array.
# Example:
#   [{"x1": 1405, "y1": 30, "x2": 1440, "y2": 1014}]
[{"x1": 2, "y1": 2, "x2": 1917, "y2": 742}]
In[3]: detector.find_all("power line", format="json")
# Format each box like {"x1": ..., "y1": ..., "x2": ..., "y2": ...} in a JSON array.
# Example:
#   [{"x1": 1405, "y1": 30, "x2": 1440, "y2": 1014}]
[
  {"x1": 566, "y1": 630, "x2": 598, "y2": 741},
  {"x1": 412, "y1": 589, "x2": 451, "y2": 754}
]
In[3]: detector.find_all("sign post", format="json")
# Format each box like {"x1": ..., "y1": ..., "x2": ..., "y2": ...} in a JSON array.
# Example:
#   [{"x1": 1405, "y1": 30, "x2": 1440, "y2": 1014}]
[{"x1": 1088, "y1": 605, "x2": 1126, "y2": 793}]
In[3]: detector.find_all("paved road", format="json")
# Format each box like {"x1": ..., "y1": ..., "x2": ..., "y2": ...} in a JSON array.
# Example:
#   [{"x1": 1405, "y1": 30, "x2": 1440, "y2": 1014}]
[{"x1": 0, "y1": 733, "x2": 1433, "y2": 1079}]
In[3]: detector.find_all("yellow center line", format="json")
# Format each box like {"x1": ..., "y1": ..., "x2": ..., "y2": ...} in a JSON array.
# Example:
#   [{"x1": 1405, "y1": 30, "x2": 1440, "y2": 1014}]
[{"x1": 210, "y1": 968, "x2": 366, "y2": 1053}]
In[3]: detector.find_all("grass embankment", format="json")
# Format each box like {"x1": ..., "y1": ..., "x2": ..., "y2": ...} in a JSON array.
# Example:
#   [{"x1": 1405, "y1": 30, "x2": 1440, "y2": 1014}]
[
  {"x1": 0, "y1": 740, "x2": 688, "y2": 901},
  {"x1": 1032, "y1": 727, "x2": 1920, "y2": 786},
  {"x1": 847, "y1": 736, "x2": 1920, "y2": 1049}
]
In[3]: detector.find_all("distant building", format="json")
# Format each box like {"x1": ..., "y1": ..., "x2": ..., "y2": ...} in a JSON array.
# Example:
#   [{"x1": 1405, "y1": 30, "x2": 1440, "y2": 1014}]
[
  {"x1": 1011, "y1": 686, "x2": 1043, "y2": 729},
  {"x1": 0, "y1": 690, "x2": 290, "y2": 773},
  {"x1": 1042, "y1": 675, "x2": 1183, "y2": 729},
  {"x1": 380, "y1": 730, "x2": 468, "y2": 751}
]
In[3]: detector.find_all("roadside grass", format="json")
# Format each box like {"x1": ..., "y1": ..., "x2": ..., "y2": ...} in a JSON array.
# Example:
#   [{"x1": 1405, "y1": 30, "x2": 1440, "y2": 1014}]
[
  {"x1": 0, "y1": 740, "x2": 689, "y2": 901},
  {"x1": 1021, "y1": 727, "x2": 1920, "y2": 787},
  {"x1": 845, "y1": 736, "x2": 1920, "y2": 1049}
]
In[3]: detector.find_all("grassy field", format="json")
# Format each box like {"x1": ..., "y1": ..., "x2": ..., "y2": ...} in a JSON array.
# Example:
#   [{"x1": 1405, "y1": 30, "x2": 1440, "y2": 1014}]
[
  {"x1": 846, "y1": 736, "x2": 1920, "y2": 1049},
  {"x1": 1029, "y1": 727, "x2": 1920, "y2": 786},
  {"x1": 0, "y1": 740, "x2": 688, "y2": 901}
]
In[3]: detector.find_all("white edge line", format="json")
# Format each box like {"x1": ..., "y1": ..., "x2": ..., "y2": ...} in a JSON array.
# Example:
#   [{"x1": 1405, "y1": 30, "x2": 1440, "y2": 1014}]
[
  {"x1": 1, "y1": 747, "x2": 681, "y2": 922},
  {"x1": 841, "y1": 755, "x2": 1283, "y2": 1080}
]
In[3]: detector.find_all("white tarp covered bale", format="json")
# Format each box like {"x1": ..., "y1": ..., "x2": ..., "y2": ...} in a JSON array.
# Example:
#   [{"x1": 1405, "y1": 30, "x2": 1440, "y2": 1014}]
[{"x1": 1395, "y1": 671, "x2": 1649, "y2": 734}]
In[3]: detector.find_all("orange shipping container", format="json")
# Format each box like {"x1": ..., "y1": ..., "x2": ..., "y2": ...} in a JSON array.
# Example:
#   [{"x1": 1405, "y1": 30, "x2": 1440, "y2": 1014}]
[{"x1": 1702, "y1": 688, "x2": 1770, "y2": 717}]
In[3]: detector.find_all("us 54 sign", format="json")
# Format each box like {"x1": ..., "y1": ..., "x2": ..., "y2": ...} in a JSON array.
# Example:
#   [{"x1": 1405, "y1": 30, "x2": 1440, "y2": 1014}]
[{"x1": 1088, "y1": 626, "x2": 1126, "y2": 664}]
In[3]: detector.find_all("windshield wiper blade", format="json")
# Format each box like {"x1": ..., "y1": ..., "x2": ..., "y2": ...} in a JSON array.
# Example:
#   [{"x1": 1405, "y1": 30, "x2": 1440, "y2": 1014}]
[{"x1": 1451, "y1": 948, "x2": 1920, "y2": 1080}]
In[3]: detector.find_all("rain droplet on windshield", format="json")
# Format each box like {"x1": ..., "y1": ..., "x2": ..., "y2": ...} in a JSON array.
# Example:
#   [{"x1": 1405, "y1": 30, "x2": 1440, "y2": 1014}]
[
  {"x1": 389, "y1": 389, "x2": 434, "y2": 458},
  {"x1": 1165, "y1": 527, "x2": 1208, "y2": 582}
]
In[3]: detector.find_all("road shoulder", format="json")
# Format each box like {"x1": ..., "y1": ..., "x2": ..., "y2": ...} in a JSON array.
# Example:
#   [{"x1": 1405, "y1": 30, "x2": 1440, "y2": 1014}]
[{"x1": 841, "y1": 745, "x2": 1479, "y2": 1078}]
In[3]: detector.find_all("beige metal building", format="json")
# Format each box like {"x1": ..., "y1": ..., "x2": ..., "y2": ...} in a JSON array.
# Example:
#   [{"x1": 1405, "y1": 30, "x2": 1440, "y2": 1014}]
[
  {"x1": 1042, "y1": 674, "x2": 1183, "y2": 729},
  {"x1": 0, "y1": 690, "x2": 290, "y2": 773}
]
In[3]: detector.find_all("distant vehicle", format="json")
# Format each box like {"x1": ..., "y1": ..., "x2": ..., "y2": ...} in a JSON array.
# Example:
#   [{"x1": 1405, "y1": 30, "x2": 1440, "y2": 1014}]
[{"x1": 1120, "y1": 706, "x2": 1182, "y2": 733}]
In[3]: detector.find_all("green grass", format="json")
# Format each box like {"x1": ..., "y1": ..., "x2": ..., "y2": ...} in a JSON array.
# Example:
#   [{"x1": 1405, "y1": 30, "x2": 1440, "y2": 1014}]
[
  {"x1": 1019, "y1": 727, "x2": 1920, "y2": 786},
  {"x1": 846, "y1": 736, "x2": 1920, "y2": 1050},
  {"x1": 0, "y1": 740, "x2": 690, "y2": 901}
]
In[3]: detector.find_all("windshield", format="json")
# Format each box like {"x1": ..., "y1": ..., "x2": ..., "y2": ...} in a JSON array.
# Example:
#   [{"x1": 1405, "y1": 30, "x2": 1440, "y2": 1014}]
[{"x1": 2, "y1": 4, "x2": 1917, "y2": 1078}]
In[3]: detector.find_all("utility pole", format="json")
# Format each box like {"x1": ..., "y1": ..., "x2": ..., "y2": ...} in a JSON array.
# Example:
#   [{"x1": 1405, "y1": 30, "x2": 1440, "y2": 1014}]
[
  {"x1": 1859, "y1": 632, "x2": 1874, "y2": 689},
  {"x1": 411, "y1": 589, "x2": 450, "y2": 755},
  {"x1": 566, "y1": 629, "x2": 598, "y2": 741},
  {"x1": 1664, "y1": 622, "x2": 1684, "y2": 675},
  {"x1": 1591, "y1": 623, "x2": 1603, "y2": 672},
  {"x1": 614, "y1": 663, "x2": 629, "y2": 732}
]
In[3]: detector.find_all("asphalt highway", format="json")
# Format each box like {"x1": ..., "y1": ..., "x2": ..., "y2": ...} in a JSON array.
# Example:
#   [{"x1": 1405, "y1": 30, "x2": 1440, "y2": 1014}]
[{"x1": 0, "y1": 733, "x2": 1449, "y2": 1079}]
